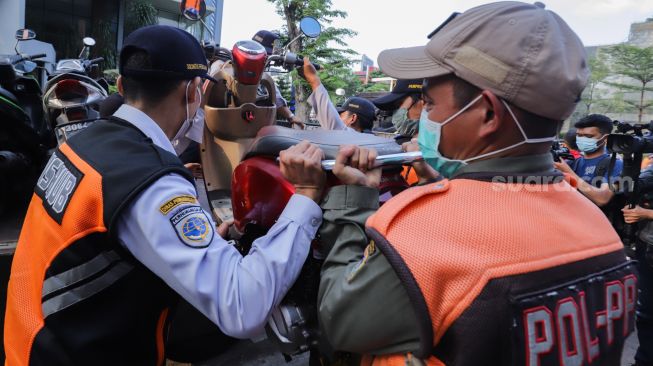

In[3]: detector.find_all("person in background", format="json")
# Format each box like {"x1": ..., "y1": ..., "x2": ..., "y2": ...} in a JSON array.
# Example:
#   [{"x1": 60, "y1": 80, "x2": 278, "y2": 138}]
[
  {"x1": 302, "y1": 57, "x2": 376, "y2": 133},
  {"x1": 372, "y1": 79, "x2": 424, "y2": 136},
  {"x1": 555, "y1": 114, "x2": 623, "y2": 206},
  {"x1": 562, "y1": 127, "x2": 582, "y2": 159},
  {"x1": 620, "y1": 164, "x2": 653, "y2": 366},
  {"x1": 252, "y1": 30, "x2": 303, "y2": 126}
]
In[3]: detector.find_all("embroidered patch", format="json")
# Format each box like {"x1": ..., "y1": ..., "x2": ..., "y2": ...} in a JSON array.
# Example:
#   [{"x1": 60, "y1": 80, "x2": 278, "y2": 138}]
[
  {"x1": 347, "y1": 241, "x2": 376, "y2": 283},
  {"x1": 35, "y1": 151, "x2": 83, "y2": 224},
  {"x1": 160, "y1": 195, "x2": 197, "y2": 214},
  {"x1": 170, "y1": 206, "x2": 213, "y2": 248}
]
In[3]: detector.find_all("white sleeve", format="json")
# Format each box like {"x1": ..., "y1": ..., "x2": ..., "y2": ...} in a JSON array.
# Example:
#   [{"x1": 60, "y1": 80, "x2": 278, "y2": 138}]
[
  {"x1": 275, "y1": 84, "x2": 287, "y2": 108},
  {"x1": 116, "y1": 173, "x2": 322, "y2": 339},
  {"x1": 307, "y1": 84, "x2": 353, "y2": 131}
]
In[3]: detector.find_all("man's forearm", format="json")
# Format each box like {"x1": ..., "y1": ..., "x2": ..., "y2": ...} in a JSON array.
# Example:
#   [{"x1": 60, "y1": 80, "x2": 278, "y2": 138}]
[
  {"x1": 576, "y1": 179, "x2": 614, "y2": 207},
  {"x1": 277, "y1": 106, "x2": 293, "y2": 120}
]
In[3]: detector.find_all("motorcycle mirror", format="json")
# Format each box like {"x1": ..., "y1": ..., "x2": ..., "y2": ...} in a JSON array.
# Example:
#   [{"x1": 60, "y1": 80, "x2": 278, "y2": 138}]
[
  {"x1": 299, "y1": 17, "x2": 321, "y2": 38},
  {"x1": 15, "y1": 29, "x2": 36, "y2": 41},
  {"x1": 335, "y1": 88, "x2": 346, "y2": 96},
  {"x1": 83, "y1": 37, "x2": 96, "y2": 47},
  {"x1": 180, "y1": 0, "x2": 207, "y2": 21}
]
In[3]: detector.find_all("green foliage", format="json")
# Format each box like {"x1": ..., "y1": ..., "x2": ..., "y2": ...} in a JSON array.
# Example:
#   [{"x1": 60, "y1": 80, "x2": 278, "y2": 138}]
[
  {"x1": 604, "y1": 44, "x2": 653, "y2": 86},
  {"x1": 95, "y1": 19, "x2": 117, "y2": 69},
  {"x1": 580, "y1": 54, "x2": 610, "y2": 114},
  {"x1": 603, "y1": 44, "x2": 653, "y2": 122},
  {"x1": 125, "y1": 0, "x2": 159, "y2": 37},
  {"x1": 267, "y1": 0, "x2": 358, "y2": 119}
]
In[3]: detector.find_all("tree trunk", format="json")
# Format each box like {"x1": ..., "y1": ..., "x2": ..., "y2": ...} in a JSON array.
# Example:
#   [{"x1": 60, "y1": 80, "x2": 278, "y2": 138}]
[
  {"x1": 281, "y1": 1, "x2": 311, "y2": 122},
  {"x1": 639, "y1": 84, "x2": 645, "y2": 123}
]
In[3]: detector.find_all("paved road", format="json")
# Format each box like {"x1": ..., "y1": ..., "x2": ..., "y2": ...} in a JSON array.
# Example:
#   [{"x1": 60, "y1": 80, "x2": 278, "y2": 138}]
[{"x1": 195, "y1": 332, "x2": 639, "y2": 366}]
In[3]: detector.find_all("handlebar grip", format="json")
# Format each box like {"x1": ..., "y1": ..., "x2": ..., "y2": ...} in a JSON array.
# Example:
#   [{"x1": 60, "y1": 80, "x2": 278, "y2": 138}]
[
  {"x1": 294, "y1": 56, "x2": 322, "y2": 70},
  {"x1": 89, "y1": 57, "x2": 104, "y2": 64}
]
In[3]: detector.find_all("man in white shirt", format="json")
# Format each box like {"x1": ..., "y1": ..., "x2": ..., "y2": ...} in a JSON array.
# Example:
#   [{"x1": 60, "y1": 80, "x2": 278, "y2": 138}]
[{"x1": 5, "y1": 25, "x2": 326, "y2": 365}]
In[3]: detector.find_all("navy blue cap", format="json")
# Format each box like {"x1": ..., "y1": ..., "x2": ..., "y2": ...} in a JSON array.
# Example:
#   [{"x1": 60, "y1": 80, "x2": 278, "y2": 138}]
[
  {"x1": 337, "y1": 97, "x2": 376, "y2": 121},
  {"x1": 119, "y1": 25, "x2": 216, "y2": 82},
  {"x1": 372, "y1": 79, "x2": 423, "y2": 110},
  {"x1": 252, "y1": 30, "x2": 280, "y2": 55}
]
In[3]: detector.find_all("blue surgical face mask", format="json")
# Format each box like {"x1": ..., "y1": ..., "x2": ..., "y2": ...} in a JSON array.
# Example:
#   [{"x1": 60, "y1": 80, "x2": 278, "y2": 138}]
[
  {"x1": 417, "y1": 95, "x2": 556, "y2": 178},
  {"x1": 576, "y1": 136, "x2": 605, "y2": 154}
]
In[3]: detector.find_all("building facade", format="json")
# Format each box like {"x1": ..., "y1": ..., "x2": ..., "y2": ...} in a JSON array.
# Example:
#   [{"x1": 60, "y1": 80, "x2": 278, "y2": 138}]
[{"x1": 0, "y1": 0, "x2": 223, "y2": 69}]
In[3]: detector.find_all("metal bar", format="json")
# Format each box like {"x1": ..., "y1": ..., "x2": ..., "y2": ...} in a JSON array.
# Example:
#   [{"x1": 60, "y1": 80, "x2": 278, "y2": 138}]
[
  {"x1": 276, "y1": 151, "x2": 423, "y2": 171},
  {"x1": 320, "y1": 151, "x2": 423, "y2": 171}
]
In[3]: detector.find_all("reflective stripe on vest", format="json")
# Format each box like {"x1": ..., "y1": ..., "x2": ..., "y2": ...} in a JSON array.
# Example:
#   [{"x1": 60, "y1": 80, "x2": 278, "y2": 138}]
[{"x1": 5, "y1": 143, "x2": 106, "y2": 364}]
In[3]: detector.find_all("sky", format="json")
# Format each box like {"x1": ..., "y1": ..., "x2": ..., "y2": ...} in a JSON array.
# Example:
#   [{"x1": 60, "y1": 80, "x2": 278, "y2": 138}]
[{"x1": 219, "y1": 0, "x2": 653, "y2": 68}]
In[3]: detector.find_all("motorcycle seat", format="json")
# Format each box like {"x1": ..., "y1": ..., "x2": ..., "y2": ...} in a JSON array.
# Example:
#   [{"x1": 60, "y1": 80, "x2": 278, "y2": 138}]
[{"x1": 245, "y1": 125, "x2": 403, "y2": 160}]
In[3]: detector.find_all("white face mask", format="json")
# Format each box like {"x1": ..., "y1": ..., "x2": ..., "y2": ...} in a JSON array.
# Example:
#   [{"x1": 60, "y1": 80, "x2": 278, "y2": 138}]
[{"x1": 172, "y1": 80, "x2": 203, "y2": 155}]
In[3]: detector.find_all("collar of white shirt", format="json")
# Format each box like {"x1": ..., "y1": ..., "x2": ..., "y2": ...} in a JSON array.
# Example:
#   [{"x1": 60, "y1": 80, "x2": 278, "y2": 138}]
[{"x1": 113, "y1": 104, "x2": 176, "y2": 155}]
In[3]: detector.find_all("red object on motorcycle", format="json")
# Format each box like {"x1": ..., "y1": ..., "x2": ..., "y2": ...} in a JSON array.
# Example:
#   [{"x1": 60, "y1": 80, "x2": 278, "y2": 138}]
[
  {"x1": 54, "y1": 79, "x2": 88, "y2": 101},
  {"x1": 231, "y1": 40, "x2": 267, "y2": 85},
  {"x1": 232, "y1": 156, "x2": 294, "y2": 233},
  {"x1": 243, "y1": 111, "x2": 255, "y2": 122},
  {"x1": 232, "y1": 157, "x2": 410, "y2": 233}
]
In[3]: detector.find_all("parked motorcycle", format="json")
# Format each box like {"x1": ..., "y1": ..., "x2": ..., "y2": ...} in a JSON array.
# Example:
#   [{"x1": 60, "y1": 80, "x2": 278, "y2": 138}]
[
  {"x1": 42, "y1": 36, "x2": 108, "y2": 145},
  {"x1": 0, "y1": 29, "x2": 51, "y2": 216}
]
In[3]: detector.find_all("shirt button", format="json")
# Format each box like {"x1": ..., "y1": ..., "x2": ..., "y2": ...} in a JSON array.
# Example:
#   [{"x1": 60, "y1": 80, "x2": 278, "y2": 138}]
[{"x1": 311, "y1": 218, "x2": 320, "y2": 227}]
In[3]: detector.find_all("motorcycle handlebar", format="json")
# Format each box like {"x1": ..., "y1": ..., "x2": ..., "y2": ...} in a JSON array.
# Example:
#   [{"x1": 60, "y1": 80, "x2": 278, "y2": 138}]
[
  {"x1": 12, "y1": 53, "x2": 47, "y2": 64},
  {"x1": 294, "y1": 56, "x2": 321, "y2": 70},
  {"x1": 275, "y1": 151, "x2": 423, "y2": 171},
  {"x1": 88, "y1": 57, "x2": 104, "y2": 64}
]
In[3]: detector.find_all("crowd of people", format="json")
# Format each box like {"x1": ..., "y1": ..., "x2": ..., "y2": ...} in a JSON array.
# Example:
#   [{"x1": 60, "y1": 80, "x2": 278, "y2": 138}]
[{"x1": 4, "y1": 1, "x2": 652, "y2": 366}]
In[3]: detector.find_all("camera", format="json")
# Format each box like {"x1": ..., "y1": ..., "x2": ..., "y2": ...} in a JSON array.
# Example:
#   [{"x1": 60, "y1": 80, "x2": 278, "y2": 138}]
[
  {"x1": 607, "y1": 120, "x2": 653, "y2": 154},
  {"x1": 551, "y1": 140, "x2": 575, "y2": 161}
]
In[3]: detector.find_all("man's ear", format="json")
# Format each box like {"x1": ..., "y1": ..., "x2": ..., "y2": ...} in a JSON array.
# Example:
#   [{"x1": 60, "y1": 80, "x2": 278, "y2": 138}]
[
  {"x1": 116, "y1": 75, "x2": 124, "y2": 95},
  {"x1": 186, "y1": 77, "x2": 202, "y2": 104},
  {"x1": 477, "y1": 90, "x2": 505, "y2": 139},
  {"x1": 350, "y1": 113, "x2": 360, "y2": 127}
]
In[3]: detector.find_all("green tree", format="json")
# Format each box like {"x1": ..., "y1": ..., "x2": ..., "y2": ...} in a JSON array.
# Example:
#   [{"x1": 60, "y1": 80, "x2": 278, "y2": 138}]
[
  {"x1": 267, "y1": 0, "x2": 357, "y2": 121},
  {"x1": 124, "y1": 0, "x2": 159, "y2": 38},
  {"x1": 580, "y1": 54, "x2": 610, "y2": 115},
  {"x1": 604, "y1": 44, "x2": 653, "y2": 122}
]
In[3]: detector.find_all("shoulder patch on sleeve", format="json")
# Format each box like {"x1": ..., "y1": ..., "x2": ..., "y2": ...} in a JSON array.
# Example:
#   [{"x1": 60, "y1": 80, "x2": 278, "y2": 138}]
[
  {"x1": 160, "y1": 195, "x2": 197, "y2": 214},
  {"x1": 170, "y1": 206, "x2": 213, "y2": 248}
]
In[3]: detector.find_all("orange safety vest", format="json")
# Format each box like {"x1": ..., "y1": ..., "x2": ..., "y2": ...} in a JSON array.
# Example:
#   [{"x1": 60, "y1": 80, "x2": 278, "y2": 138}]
[
  {"x1": 364, "y1": 175, "x2": 636, "y2": 366},
  {"x1": 5, "y1": 119, "x2": 193, "y2": 365}
]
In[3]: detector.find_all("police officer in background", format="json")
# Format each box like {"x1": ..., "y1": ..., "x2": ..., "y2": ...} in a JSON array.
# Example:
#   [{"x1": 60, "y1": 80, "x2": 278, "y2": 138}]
[
  {"x1": 5, "y1": 25, "x2": 326, "y2": 365},
  {"x1": 372, "y1": 79, "x2": 424, "y2": 136},
  {"x1": 301, "y1": 57, "x2": 376, "y2": 133},
  {"x1": 316, "y1": 2, "x2": 636, "y2": 365}
]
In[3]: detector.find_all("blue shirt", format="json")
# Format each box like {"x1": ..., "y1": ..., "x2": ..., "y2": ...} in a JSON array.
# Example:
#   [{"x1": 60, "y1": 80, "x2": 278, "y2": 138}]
[
  {"x1": 113, "y1": 105, "x2": 323, "y2": 338},
  {"x1": 572, "y1": 151, "x2": 623, "y2": 186}
]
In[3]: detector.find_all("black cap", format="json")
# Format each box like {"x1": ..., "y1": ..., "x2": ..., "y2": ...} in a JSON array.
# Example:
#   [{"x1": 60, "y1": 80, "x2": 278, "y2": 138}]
[
  {"x1": 252, "y1": 30, "x2": 280, "y2": 55},
  {"x1": 336, "y1": 97, "x2": 376, "y2": 121},
  {"x1": 119, "y1": 25, "x2": 216, "y2": 82},
  {"x1": 372, "y1": 79, "x2": 423, "y2": 110}
]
